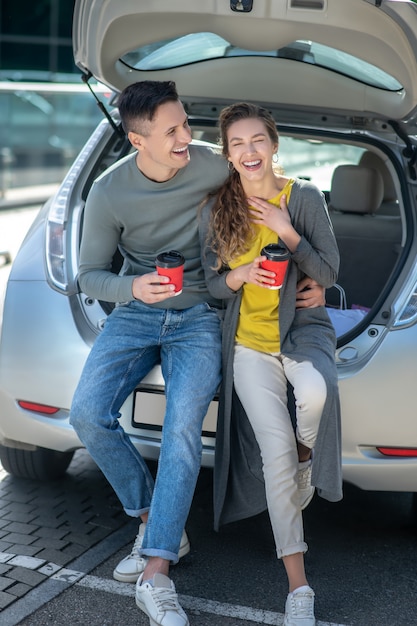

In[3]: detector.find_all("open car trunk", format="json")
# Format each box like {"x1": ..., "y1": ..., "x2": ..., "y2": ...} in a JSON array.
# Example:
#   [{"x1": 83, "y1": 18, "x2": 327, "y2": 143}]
[{"x1": 71, "y1": 112, "x2": 406, "y2": 348}]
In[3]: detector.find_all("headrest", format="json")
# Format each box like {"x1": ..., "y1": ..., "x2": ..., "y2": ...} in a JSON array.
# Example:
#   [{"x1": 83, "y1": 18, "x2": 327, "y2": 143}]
[
  {"x1": 359, "y1": 151, "x2": 397, "y2": 202},
  {"x1": 329, "y1": 165, "x2": 384, "y2": 214}
]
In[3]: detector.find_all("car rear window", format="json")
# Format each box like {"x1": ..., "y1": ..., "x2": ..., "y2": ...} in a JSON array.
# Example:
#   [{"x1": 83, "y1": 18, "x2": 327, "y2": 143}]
[{"x1": 120, "y1": 34, "x2": 402, "y2": 91}]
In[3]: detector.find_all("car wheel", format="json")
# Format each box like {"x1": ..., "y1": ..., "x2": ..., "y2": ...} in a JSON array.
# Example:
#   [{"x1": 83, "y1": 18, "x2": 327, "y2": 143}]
[{"x1": 0, "y1": 445, "x2": 74, "y2": 480}]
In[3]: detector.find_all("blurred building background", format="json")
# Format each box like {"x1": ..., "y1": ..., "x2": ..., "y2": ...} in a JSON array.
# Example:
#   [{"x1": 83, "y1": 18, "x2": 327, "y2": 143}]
[
  {"x1": 0, "y1": 0, "x2": 76, "y2": 79},
  {"x1": 0, "y1": 0, "x2": 110, "y2": 197}
]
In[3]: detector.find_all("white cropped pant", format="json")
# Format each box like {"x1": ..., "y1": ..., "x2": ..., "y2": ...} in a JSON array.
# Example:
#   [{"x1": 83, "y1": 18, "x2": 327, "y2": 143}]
[{"x1": 233, "y1": 343, "x2": 327, "y2": 558}]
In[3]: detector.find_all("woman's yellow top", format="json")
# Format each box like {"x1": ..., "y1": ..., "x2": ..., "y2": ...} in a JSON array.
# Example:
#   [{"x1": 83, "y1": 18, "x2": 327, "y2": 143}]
[{"x1": 229, "y1": 179, "x2": 294, "y2": 353}]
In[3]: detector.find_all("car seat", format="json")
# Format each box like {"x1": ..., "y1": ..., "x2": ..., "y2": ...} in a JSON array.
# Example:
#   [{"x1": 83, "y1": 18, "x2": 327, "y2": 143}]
[
  {"x1": 328, "y1": 164, "x2": 402, "y2": 309},
  {"x1": 359, "y1": 151, "x2": 399, "y2": 216}
]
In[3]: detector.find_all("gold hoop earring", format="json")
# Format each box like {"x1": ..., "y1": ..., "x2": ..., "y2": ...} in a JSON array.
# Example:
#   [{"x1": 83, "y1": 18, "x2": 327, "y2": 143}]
[{"x1": 228, "y1": 161, "x2": 235, "y2": 172}]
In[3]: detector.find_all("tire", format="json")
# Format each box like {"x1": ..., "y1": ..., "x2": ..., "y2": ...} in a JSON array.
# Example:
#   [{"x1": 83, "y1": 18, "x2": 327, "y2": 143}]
[{"x1": 0, "y1": 445, "x2": 74, "y2": 480}]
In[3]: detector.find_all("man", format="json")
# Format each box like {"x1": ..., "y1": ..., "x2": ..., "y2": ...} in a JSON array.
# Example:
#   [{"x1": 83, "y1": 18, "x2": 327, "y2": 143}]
[{"x1": 70, "y1": 80, "x2": 324, "y2": 626}]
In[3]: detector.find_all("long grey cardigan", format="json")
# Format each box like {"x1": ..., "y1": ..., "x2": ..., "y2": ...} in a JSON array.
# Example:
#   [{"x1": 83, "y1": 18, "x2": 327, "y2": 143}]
[{"x1": 199, "y1": 178, "x2": 343, "y2": 530}]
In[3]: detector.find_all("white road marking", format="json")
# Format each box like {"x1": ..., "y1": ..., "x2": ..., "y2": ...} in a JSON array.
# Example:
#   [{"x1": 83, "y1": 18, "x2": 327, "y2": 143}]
[
  {"x1": 0, "y1": 551, "x2": 347, "y2": 626},
  {"x1": 77, "y1": 574, "x2": 348, "y2": 626}
]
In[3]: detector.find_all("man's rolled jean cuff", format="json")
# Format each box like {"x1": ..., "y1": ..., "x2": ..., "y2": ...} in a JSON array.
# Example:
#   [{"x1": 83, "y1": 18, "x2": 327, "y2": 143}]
[
  {"x1": 124, "y1": 506, "x2": 150, "y2": 518},
  {"x1": 141, "y1": 548, "x2": 179, "y2": 565}
]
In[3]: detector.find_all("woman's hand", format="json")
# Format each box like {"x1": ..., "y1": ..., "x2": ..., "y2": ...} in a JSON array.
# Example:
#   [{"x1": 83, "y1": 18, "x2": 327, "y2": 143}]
[
  {"x1": 248, "y1": 193, "x2": 301, "y2": 252},
  {"x1": 226, "y1": 257, "x2": 277, "y2": 291}
]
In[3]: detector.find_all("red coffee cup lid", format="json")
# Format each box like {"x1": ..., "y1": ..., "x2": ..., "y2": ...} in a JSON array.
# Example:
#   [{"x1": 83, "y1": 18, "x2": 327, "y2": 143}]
[
  {"x1": 261, "y1": 243, "x2": 290, "y2": 261},
  {"x1": 155, "y1": 250, "x2": 185, "y2": 268}
]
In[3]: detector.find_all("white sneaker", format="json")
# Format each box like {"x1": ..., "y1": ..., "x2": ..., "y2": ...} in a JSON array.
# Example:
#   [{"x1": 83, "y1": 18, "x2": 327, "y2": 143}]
[
  {"x1": 113, "y1": 524, "x2": 190, "y2": 583},
  {"x1": 298, "y1": 460, "x2": 315, "y2": 510},
  {"x1": 284, "y1": 586, "x2": 316, "y2": 626},
  {"x1": 136, "y1": 573, "x2": 189, "y2": 626}
]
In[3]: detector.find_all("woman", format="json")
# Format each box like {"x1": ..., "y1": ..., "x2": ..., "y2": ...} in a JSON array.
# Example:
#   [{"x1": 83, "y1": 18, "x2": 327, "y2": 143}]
[{"x1": 199, "y1": 102, "x2": 343, "y2": 626}]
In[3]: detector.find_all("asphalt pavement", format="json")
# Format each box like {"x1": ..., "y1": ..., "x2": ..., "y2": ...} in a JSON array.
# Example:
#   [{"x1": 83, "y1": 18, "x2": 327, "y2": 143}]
[{"x1": 1, "y1": 449, "x2": 417, "y2": 626}]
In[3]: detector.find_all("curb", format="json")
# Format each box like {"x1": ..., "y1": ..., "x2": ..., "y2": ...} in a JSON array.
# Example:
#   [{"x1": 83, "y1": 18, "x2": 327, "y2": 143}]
[{"x1": 0, "y1": 185, "x2": 58, "y2": 211}]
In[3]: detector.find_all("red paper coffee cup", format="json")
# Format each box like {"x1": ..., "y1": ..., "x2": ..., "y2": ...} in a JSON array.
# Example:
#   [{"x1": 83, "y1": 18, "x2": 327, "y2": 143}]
[
  {"x1": 260, "y1": 243, "x2": 290, "y2": 289},
  {"x1": 155, "y1": 250, "x2": 185, "y2": 295}
]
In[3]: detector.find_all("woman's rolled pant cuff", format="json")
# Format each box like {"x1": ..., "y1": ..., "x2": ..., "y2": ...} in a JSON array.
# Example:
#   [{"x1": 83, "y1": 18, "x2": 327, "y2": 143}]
[{"x1": 277, "y1": 541, "x2": 308, "y2": 559}]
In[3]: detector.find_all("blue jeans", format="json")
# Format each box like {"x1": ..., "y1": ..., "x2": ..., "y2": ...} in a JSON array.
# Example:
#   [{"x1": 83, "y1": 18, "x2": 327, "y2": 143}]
[{"x1": 70, "y1": 300, "x2": 221, "y2": 563}]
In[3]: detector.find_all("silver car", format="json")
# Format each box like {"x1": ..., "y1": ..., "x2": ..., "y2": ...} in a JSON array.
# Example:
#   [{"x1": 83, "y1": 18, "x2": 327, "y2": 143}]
[{"x1": 1, "y1": 0, "x2": 417, "y2": 500}]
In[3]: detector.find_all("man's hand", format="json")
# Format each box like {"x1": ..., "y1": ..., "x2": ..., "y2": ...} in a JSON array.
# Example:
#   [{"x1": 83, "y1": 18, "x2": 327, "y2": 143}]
[
  {"x1": 132, "y1": 272, "x2": 176, "y2": 304},
  {"x1": 296, "y1": 277, "x2": 325, "y2": 309}
]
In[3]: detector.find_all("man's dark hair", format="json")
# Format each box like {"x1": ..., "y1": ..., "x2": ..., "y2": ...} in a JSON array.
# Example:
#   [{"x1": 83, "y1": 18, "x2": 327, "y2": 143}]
[{"x1": 118, "y1": 80, "x2": 179, "y2": 135}]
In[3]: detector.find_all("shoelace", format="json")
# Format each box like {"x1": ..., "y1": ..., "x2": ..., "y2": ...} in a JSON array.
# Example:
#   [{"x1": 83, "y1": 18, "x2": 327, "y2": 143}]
[
  {"x1": 149, "y1": 585, "x2": 180, "y2": 612},
  {"x1": 298, "y1": 465, "x2": 312, "y2": 490},
  {"x1": 128, "y1": 529, "x2": 145, "y2": 558},
  {"x1": 289, "y1": 592, "x2": 315, "y2": 618}
]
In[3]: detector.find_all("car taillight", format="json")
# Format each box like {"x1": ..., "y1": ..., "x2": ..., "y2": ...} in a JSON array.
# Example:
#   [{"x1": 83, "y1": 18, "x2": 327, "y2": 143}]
[
  {"x1": 45, "y1": 120, "x2": 108, "y2": 294},
  {"x1": 377, "y1": 447, "x2": 417, "y2": 457},
  {"x1": 394, "y1": 279, "x2": 417, "y2": 327},
  {"x1": 46, "y1": 215, "x2": 67, "y2": 291},
  {"x1": 18, "y1": 400, "x2": 60, "y2": 415}
]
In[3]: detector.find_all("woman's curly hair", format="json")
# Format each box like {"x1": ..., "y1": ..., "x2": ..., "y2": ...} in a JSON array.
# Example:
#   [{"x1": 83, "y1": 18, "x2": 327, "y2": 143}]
[{"x1": 207, "y1": 102, "x2": 280, "y2": 269}]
